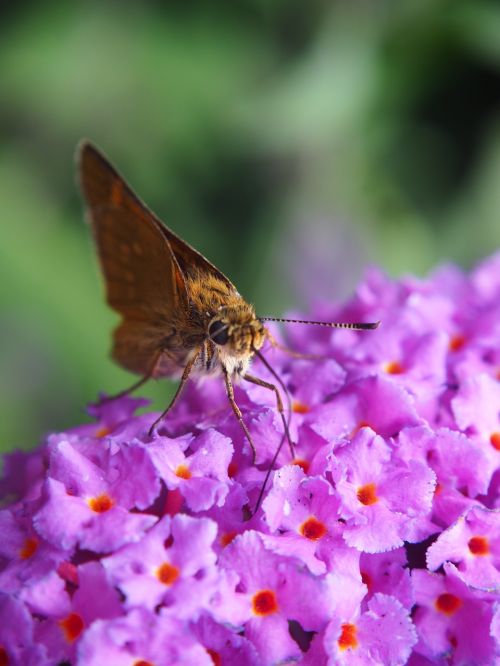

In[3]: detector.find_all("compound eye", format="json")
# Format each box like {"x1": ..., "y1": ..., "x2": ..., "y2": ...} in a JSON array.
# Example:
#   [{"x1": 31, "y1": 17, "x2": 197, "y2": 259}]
[{"x1": 208, "y1": 320, "x2": 229, "y2": 345}]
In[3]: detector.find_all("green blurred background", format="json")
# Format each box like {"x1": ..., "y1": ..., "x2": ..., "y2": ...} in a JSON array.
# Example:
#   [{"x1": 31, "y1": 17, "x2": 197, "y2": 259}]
[{"x1": 1, "y1": 0, "x2": 500, "y2": 451}]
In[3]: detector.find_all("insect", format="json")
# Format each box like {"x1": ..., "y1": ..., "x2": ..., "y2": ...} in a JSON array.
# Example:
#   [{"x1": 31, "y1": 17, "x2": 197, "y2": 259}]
[{"x1": 78, "y1": 141, "x2": 378, "y2": 463}]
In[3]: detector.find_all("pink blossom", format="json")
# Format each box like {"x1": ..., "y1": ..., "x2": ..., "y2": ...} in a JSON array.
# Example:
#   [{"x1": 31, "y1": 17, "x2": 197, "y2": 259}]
[{"x1": 1, "y1": 253, "x2": 499, "y2": 664}]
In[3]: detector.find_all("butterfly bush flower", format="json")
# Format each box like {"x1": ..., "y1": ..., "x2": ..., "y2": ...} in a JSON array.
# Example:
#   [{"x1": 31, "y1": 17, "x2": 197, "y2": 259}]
[{"x1": 1, "y1": 254, "x2": 500, "y2": 665}]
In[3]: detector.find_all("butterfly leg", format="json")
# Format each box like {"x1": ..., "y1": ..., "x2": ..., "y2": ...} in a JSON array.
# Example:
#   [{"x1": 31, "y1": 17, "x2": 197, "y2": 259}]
[
  {"x1": 222, "y1": 368, "x2": 257, "y2": 464},
  {"x1": 148, "y1": 349, "x2": 201, "y2": 437},
  {"x1": 243, "y1": 373, "x2": 295, "y2": 459}
]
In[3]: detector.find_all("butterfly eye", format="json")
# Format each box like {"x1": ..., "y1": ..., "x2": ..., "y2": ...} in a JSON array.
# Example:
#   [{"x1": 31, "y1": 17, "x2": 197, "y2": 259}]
[{"x1": 208, "y1": 320, "x2": 229, "y2": 345}]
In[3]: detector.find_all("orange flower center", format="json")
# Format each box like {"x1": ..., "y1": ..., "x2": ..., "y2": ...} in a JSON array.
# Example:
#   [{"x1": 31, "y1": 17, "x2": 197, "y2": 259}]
[
  {"x1": 435, "y1": 593, "x2": 462, "y2": 615},
  {"x1": 468, "y1": 536, "x2": 489, "y2": 556},
  {"x1": 357, "y1": 483, "x2": 378, "y2": 505},
  {"x1": 490, "y1": 433, "x2": 500, "y2": 451},
  {"x1": 87, "y1": 493, "x2": 114, "y2": 513},
  {"x1": 292, "y1": 401, "x2": 310, "y2": 414},
  {"x1": 175, "y1": 465, "x2": 191, "y2": 480},
  {"x1": 338, "y1": 623, "x2": 358, "y2": 650},
  {"x1": 299, "y1": 517, "x2": 327, "y2": 540},
  {"x1": 59, "y1": 612, "x2": 85, "y2": 642},
  {"x1": 156, "y1": 562, "x2": 179, "y2": 585},
  {"x1": 252, "y1": 589, "x2": 278, "y2": 616},
  {"x1": 384, "y1": 361, "x2": 404, "y2": 374}
]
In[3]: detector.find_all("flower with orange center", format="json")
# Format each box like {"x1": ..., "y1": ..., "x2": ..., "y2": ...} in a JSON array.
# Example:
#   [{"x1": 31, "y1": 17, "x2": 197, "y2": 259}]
[
  {"x1": 435, "y1": 593, "x2": 462, "y2": 615},
  {"x1": 357, "y1": 483, "x2": 378, "y2": 506},
  {"x1": 87, "y1": 493, "x2": 114, "y2": 513},
  {"x1": 156, "y1": 562, "x2": 180, "y2": 586},
  {"x1": 252, "y1": 589, "x2": 278, "y2": 616},
  {"x1": 59, "y1": 612, "x2": 85, "y2": 643},
  {"x1": 338, "y1": 622, "x2": 358, "y2": 650},
  {"x1": 299, "y1": 516, "x2": 327, "y2": 541}
]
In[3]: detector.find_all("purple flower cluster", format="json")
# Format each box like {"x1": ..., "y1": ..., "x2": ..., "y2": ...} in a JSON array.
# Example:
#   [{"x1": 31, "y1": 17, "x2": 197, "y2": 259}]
[{"x1": 1, "y1": 254, "x2": 500, "y2": 665}]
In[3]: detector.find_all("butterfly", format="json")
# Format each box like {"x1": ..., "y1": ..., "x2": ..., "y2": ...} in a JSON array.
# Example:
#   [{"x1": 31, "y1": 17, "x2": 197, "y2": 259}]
[{"x1": 78, "y1": 141, "x2": 378, "y2": 463}]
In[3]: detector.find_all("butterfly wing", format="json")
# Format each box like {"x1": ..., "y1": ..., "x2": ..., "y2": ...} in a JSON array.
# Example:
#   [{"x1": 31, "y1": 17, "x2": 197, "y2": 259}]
[
  {"x1": 79, "y1": 141, "x2": 188, "y2": 318},
  {"x1": 79, "y1": 141, "x2": 189, "y2": 375}
]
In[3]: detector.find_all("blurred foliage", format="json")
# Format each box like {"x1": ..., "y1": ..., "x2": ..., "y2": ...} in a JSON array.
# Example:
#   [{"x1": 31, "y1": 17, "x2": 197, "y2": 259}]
[{"x1": 1, "y1": 0, "x2": 499, "y2": 451}]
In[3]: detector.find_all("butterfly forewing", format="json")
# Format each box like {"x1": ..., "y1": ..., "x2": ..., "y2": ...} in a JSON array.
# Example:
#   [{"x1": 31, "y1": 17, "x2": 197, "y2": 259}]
[
  {"x1": 79, "y1": 142, "x2": 188, "y2": 320},
  {"x1": 79, "y1": 142, "x2": 196, "y2": 375}
]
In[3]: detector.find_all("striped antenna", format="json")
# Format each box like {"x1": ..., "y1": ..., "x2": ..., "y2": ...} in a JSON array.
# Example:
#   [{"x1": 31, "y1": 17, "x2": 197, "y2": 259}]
[{"x1": 259, "y1": 317, "x2": 380, "y2": 330}]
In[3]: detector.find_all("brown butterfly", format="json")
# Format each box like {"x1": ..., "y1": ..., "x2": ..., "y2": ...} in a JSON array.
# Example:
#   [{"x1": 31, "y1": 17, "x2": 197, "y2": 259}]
[{"x1": 78, "y1": 141, "x2": 378, "y2": 463}]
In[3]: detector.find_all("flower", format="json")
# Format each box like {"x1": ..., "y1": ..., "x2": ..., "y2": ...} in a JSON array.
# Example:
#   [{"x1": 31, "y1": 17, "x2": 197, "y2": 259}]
[
  {"x1": 320, "y1": 593, "x2": 417, "y2": 665},
  {"x1": 412, "y1": 565, "x2": 497, "y2": 664},
  {"x1": 1, "y1": 253, "x2": 499, "y2": 664},
  {"x1": 102, "y1": 514, "x2": 218, "y2": 618},
  {"x1": 426, "y1": 505, "x2": 500, "y2": 591}
]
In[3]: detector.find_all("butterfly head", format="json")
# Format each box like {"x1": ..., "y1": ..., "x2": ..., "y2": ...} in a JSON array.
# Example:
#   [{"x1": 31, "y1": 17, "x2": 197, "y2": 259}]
[{"x1": 207, "y1": 305, "x2": 265, "y2": 358}]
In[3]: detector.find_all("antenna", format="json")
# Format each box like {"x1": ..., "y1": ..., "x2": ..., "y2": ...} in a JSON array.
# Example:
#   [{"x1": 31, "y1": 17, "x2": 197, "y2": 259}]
[{"x1": 259, "y1": 317, "x2": 380, "y2": 330}]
